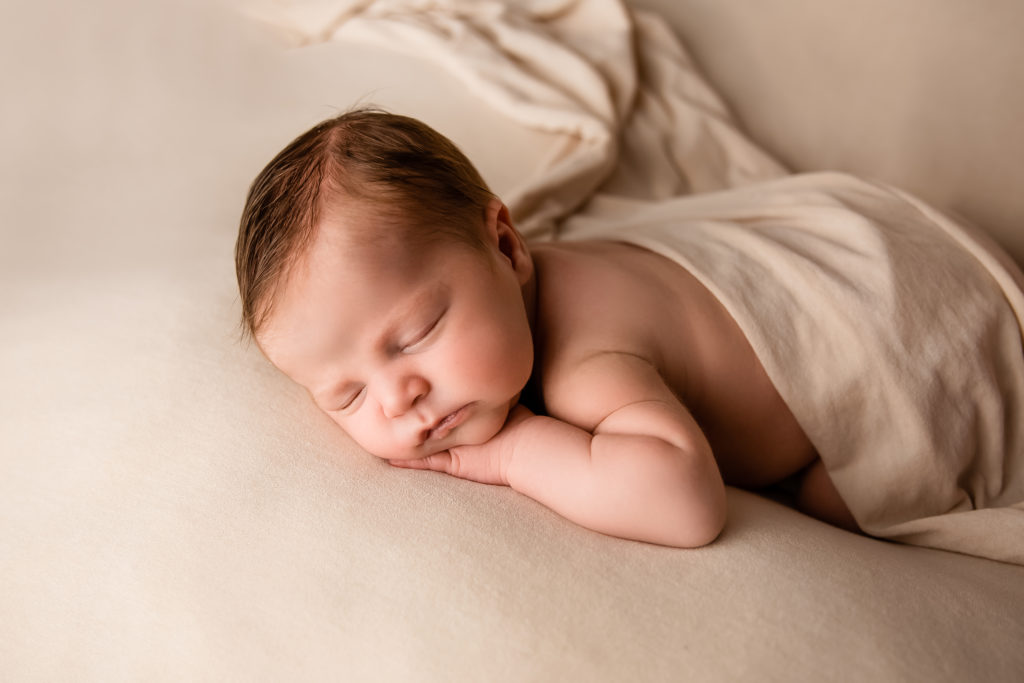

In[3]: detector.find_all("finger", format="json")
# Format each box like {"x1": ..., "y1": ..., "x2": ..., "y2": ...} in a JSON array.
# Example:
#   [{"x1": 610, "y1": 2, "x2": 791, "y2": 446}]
[{"x1": 388, "y1": 452, "x2": 453, "y2": 473}]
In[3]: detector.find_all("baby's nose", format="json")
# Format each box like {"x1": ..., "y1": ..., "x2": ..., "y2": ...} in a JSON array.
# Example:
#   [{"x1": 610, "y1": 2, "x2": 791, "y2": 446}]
[{"x1": 378, "y1": 374, "x2": 429, "y2": 419}]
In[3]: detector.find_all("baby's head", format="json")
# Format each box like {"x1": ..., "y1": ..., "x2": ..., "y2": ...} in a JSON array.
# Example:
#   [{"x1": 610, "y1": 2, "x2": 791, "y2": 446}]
[{"x1": 235, "y1": 109, "x2": 536, "y2": 460}]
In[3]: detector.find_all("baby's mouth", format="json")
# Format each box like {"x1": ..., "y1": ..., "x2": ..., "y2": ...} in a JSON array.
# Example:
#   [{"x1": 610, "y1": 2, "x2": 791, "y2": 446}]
[{"x1": 427, "y1": 403, "x2": 472, "y2": 442}]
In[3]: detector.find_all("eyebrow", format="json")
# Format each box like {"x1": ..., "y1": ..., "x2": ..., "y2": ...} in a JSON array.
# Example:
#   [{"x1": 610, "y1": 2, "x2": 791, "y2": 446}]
[{"x1": 312, "y1": 282, "x2": 448, "y2": 407}]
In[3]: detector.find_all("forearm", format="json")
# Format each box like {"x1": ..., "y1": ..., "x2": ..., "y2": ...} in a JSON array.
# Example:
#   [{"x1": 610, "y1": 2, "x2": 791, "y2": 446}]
[{"x1": 505, "y1": 415, "x2": 726, "y2": 547}]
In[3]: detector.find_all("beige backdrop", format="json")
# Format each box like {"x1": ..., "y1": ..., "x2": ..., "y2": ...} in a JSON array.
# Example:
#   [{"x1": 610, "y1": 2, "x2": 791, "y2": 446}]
[{"x1": 2, "y1": 0, "x2": 1023, "y2": 680}]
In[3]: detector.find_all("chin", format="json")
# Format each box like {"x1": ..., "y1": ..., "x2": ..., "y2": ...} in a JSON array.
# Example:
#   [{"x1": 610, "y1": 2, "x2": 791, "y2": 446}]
[
  {"x1": 457, "y1": 414, "x2": 507, "y2": 447},
  {"x1": 450, "y1": 399, "x2": 516, "y2": 446}
]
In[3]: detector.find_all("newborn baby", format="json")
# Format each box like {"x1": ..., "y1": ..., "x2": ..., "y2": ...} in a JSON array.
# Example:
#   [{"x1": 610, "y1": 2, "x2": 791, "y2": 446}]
[{"x1": 236, "y1": 109, "x2": 1024, "y2": 556}]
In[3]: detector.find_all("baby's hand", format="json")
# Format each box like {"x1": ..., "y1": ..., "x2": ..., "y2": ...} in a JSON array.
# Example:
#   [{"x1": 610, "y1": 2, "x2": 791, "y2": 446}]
[{"x1": 388, "y1": 404, "x2": 535, "y2": 486}]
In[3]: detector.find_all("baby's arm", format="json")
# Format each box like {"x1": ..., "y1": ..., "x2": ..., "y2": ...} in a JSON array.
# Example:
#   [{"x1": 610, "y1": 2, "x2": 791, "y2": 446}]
[{"x1": 394, "y1": 352, "x2": 726, "y2": 548}]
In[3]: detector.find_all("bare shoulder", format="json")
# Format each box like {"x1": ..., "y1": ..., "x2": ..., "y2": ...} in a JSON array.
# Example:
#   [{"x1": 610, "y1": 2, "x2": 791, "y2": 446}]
[
  {"x1": 528, "y1": 239, "x2": 817, "y2": 486},
  {"x1": 529, "y1": 240, "x2": 690, "y2": 426},
  {"x1": 530, "y1": 241, "x2": 668, "y2": 361}
]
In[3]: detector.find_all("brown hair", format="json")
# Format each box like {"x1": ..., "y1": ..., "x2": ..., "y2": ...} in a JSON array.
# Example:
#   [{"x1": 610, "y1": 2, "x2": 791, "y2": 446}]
[{"x1": 234, "y1": 108, "x2": 494, "y2": 341}]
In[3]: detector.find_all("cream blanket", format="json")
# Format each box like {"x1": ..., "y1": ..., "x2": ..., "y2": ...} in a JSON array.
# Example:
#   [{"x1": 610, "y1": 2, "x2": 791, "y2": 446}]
[
  {"x1": 244, "y1": 0, "x2": 1024, "y2": 563},
  {"x1": 564, "y1": 174, "x2": 1024, "y2": 564},
  {"x1": 240, "y1": 0, "x2": 786, "y2": 236}
]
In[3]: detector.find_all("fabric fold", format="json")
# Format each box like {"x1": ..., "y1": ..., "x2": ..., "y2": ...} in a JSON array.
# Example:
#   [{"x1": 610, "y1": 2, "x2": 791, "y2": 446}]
[
  {"x1": 562, "y1": 172, "x2": 1024, "y2": 564},
  {"x1": 239, "y1": 0, "x2": 783, "y2": 237}
]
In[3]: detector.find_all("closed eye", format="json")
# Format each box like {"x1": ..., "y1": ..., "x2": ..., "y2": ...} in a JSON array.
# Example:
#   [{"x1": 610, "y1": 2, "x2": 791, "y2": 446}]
[
  {"x1": 401, "y1": 310, "x2": 445, "y2": 352},
  {"x1": 335, "y1": 385, "x2": 365, "y2": 412}
]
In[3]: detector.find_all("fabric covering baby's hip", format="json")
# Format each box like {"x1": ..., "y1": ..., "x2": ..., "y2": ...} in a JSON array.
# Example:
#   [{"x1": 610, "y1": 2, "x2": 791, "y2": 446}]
[{"x1": 560, "y1": 172, "x2": 1024, "y2": 564}]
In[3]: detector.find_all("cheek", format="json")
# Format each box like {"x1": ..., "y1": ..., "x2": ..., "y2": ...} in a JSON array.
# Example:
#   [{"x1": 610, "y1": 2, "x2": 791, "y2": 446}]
[
  {"x1": 495, "y1": 299, "x2": 535, "y2": 385},
  {"x1": 331, "y1": 412, "x2": 394, "y2": 459},
  {"x1": 451, "y1": 308, "x2": 532, "y2": 388}
]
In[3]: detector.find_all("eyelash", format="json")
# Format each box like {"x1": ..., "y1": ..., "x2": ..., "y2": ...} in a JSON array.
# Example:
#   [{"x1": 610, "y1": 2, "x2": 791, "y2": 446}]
[
  {"x1": 336, "y1": 386, "x2": 364, "y2": 412},
  {"x1": 401, "y1": 311, "x2": 444, "y2": 352}
]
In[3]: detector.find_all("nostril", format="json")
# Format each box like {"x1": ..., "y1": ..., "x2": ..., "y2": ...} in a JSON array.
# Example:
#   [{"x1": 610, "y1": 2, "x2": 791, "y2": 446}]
[{"x1": 379, "y1": 375, "x2": 429, "y2": 419}]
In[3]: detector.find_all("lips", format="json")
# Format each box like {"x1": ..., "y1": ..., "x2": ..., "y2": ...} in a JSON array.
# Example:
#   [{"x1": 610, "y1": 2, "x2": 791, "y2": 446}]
[{"x1": 427, "y1": 403, "x2": 471, "y2": 442}]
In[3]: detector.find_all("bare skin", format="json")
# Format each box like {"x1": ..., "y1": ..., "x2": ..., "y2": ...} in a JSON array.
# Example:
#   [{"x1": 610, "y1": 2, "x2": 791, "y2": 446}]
[
  {"x1": 259, "y1": 197, "x2": 858, "y2": 547},
  {"x1": 527, "y1": 239, "x2": 859, "y2": 533}
]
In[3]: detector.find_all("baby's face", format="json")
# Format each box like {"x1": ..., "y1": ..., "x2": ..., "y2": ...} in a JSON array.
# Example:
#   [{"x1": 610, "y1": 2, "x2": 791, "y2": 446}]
[{"x1": 258, "y1": 208, "x2": 534, "y2": 461}]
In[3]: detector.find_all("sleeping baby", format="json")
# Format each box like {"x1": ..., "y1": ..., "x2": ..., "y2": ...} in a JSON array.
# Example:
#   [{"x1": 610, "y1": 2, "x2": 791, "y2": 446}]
[{"x1": 236, "y1": 109, "x2": 1024, "y2": 560}]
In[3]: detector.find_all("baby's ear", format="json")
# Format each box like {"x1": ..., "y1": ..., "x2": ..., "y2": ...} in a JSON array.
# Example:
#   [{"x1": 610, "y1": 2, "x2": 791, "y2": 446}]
[{"x1": 485, "y1": 197, "x2": 532, "y2": 285}]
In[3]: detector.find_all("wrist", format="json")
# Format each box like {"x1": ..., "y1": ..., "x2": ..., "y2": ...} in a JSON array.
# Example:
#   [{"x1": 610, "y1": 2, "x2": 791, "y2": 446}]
[
  {"x1": 497, "y1": 414, "x2": 535, "y2": 487},
  {"x1": 503, "y1": 414, "x2": 592, "y2": 491}
]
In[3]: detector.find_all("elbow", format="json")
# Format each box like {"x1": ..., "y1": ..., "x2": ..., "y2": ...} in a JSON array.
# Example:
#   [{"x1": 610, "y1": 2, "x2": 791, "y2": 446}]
[
  {"x1": 590, "y1": 433, "x2": 727, "y2": 548},
  {"x1": 679, "y1": 507, "x2": 729, "y2": 548},
  {"x1": 621, "y1": 445, "x2": 726, "y2": 548},
  {"x1": 638, "y1": 504, "x2": 724, "y2": 549},
  {"x1": 661, "y1": 445, "x2": 728, "y2": 549},
  {"x1": 649, "y1": 508, "x2": 724, "y2": 549}
]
